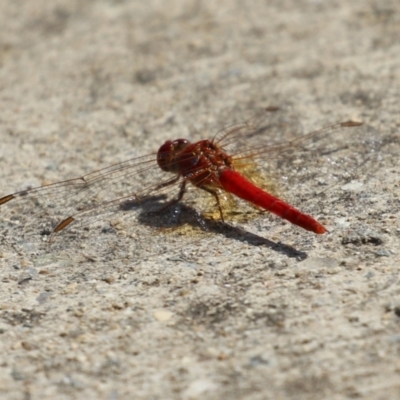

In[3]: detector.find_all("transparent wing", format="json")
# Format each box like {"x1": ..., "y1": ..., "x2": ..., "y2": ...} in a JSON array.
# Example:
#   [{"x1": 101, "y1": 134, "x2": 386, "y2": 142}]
[
  {"x1": 0, "y1": 152, "x2": 189, "y2": 244},
  {"x1": 214, "y1": 108, "x2": 383, "y2": 199}
]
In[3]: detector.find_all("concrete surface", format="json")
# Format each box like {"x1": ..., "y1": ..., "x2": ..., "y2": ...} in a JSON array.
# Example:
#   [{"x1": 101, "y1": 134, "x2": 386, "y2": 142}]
[{"x1": 0, "y1": 0, "x2": 399, "y2": 399}]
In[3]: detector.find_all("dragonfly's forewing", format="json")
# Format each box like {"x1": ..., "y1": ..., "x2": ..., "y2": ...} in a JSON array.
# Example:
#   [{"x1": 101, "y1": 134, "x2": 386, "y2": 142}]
[{"x1": 0, "y1": 152, "x2": 189, "y2": 245}]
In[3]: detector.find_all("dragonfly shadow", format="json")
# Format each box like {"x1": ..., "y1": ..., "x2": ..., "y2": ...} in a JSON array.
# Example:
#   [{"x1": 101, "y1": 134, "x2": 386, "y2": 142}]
[
  {"x1": 134, "y1": 201, "x2": 307, "y2": 261},
  {"x1": 203, "y1": 218, "x2": 308, "y2": 261}
]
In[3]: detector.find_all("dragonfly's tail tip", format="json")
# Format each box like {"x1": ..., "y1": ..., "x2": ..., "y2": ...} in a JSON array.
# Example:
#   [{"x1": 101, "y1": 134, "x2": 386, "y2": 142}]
[{"x1": 315, "y1": 225, "x2": 328, "y2": 234}]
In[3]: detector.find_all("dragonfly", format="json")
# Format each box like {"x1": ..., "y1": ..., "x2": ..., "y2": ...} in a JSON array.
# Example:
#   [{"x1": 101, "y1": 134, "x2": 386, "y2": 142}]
[{"x1": 0, "y1": 107, "x2": 375, "y2": 250}]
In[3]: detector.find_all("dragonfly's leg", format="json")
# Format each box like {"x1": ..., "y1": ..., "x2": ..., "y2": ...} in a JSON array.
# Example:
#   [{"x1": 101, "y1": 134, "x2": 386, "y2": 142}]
[
  {"x1": 153, "y1": 180, "x2": 187, "y2": 214},
  {"x1": 199, "y1": 186, "x2": 224, "y2": 222},
  {"x1": 153, "y1": 174, "x2": 181, "y2": 191}
]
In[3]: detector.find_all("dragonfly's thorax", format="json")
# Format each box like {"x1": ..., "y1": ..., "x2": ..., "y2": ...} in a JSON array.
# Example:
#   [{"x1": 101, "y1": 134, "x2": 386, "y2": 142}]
[{"x1": 175, "y1": 140, "x2": 234, "y2": 186}]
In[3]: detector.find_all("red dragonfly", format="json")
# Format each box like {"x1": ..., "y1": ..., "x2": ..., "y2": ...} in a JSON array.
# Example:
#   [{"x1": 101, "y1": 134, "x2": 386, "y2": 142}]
[{"x1": 0, "y1": 108, "x2": 369, "y2": 246}]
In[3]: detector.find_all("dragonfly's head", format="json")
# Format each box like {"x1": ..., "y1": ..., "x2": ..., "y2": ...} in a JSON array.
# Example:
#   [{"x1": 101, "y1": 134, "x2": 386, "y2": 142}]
[{"x1": 157, "y1": 139, "x2": 190, "y2": 173}]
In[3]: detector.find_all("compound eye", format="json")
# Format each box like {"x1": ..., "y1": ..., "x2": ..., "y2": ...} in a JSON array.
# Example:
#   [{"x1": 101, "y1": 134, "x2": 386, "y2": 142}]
[
  {"x1": 157, "y1": 139, "x2": 190, "y2": 172},
  {"x1": 157, "y1": 140, "x2": 174, "y2": 172},
  {"x1": 173, "y1": 139, "x2": 190, "y2": 152}
]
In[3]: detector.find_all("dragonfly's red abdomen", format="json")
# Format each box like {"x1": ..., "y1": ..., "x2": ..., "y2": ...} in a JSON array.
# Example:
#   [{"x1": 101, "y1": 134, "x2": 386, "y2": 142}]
[{"x1": 218, "y1": 169, "x2": 327, "y2": 234}]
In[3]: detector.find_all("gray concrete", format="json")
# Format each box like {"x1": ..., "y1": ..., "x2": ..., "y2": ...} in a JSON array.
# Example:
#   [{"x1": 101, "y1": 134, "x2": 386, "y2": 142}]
[{"x1": 0, "y1": 1, "x2": 399, "y2": 399}]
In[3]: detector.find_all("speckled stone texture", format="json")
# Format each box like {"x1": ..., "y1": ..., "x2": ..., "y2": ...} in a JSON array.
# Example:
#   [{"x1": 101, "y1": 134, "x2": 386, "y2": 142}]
[{"x1": 0, "y1": 1, "x2": 399, "y2": 399}]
